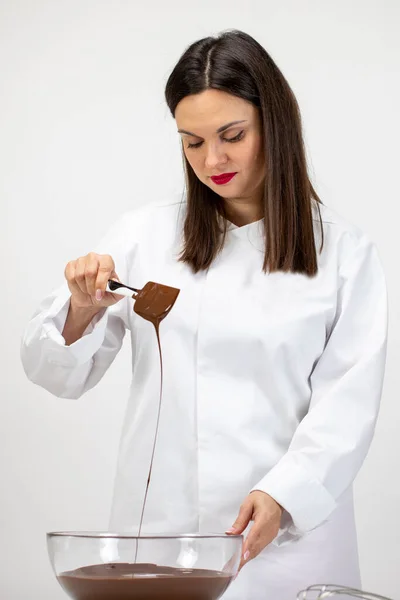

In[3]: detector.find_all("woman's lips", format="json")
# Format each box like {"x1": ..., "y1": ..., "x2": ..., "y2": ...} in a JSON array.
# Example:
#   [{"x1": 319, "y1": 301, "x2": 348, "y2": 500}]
[{"x1": 210, "y1": 172, "x2": 237, "y2": 185}]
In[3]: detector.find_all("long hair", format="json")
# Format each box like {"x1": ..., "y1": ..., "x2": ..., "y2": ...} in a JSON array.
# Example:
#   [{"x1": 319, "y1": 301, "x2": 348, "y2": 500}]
[{"x1": 165, "y1": 29, "x2": 323, "y2": 275}]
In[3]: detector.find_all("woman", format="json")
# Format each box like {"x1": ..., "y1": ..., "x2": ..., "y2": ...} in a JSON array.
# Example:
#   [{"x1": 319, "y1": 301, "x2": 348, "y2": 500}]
[{"x1": 21, "y1": 30, "x2": 387, "y2": 599}]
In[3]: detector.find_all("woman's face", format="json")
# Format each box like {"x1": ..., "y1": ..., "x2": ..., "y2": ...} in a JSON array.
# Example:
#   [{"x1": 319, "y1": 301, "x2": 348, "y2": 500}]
[{"x1": 175, "y1": 89, "x2": 266, "y2": 204}]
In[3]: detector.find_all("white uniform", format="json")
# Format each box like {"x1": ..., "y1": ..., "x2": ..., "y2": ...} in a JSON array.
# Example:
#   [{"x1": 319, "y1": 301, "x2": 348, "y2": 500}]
[{"x1": 21, "y1": 197, "x2": 388, "y2": 599}]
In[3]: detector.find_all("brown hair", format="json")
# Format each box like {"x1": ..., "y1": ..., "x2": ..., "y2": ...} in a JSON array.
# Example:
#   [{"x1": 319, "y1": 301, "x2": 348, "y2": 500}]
[{"x1": 164, "y1": 29, "x2": 323, "y2": 275}]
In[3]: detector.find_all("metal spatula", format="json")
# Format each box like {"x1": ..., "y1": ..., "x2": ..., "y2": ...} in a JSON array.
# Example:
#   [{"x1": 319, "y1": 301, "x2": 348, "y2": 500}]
[{"x1": 106, "y1": 278, "x2": 180, "y2": 324}]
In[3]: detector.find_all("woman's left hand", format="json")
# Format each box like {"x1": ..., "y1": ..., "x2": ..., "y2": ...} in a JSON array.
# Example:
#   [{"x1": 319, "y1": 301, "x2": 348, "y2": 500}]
[{"x1": 226, "y1": 491, "x2": 283, "y2": 571}]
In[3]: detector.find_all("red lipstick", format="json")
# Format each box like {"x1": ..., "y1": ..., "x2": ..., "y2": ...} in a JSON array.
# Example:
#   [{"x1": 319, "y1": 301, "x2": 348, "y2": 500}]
[{"x1": 210, "y1": 172, "x2": 237, "y2": 185}]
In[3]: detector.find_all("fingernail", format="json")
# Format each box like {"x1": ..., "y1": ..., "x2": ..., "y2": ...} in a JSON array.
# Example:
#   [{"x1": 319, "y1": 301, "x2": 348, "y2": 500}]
[
  {"x1": 243, "y1": 550, "x2": 250, "y2": 561},
  {"x1": 95, "y1": 289, "x2": 103, "y2": 301},
  {"x1": 225, "y1": 528, "x2": 236, "y2": 534}
]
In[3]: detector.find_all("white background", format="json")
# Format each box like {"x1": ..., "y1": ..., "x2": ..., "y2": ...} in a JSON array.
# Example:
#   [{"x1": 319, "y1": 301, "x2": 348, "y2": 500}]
[{"x1": 1, "y1": 1, "x2": 399, "y2": 598}]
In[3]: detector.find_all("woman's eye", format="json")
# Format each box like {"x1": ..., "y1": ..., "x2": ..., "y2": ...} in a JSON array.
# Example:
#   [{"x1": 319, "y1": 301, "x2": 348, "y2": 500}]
[
  {"x1": 226, "y1": 130, "x2": 244, "y2": 143},
  {"x1": 187, "y1": 141, "x2": 203, "y2": 149},
  {"x1": 187, "y1": 130, "x2": 244, "y2": 150}
]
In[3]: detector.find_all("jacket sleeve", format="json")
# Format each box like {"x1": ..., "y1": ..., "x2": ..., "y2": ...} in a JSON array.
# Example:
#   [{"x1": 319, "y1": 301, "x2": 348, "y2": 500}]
[
  {"x1": 251, "y1": 234, "x2": 388, "y2": 545},
  {"x1": 20, "y1": 212, "x2": 137, "y2": 400}
]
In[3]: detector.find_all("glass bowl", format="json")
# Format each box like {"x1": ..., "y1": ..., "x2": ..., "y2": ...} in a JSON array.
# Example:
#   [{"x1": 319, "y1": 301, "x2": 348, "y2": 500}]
[{"x1": 47, "y1": 531, "x2": 243, "y2": 600}]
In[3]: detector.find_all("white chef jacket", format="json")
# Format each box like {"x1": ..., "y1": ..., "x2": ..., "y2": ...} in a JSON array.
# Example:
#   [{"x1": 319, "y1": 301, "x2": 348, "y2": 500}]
[{"x1": 21, "y1": 197, "x2": 387, "y2": 599}]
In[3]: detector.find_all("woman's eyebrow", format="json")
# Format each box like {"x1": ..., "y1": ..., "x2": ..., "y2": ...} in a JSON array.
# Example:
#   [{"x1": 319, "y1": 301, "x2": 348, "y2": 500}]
[{"x1": 177, "y1": 120, "x2": 247, "y2": 137}]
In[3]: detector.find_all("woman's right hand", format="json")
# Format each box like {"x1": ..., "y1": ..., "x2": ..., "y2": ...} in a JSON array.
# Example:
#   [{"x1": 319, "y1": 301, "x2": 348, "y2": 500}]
[{"x1": 64, "y1": 252, "x2": 125, "y2": 310}]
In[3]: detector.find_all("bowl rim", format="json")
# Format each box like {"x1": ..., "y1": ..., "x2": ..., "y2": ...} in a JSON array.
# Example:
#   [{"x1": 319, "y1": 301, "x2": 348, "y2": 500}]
[{"x1": 46, "y1": 532, "x2": 243, "y2": 539}]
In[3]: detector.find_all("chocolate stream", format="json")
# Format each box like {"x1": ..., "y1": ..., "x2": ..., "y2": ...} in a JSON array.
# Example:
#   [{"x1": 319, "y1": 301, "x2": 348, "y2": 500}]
[{"x1": 131, "y1": 282, "x2": 180, "y2": 561}]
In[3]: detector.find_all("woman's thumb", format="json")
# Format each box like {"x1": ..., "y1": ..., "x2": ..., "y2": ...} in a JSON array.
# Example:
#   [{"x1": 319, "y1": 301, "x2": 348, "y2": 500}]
[{"x1": 226, "y1": 500, "x2": 253, "y2": 534}]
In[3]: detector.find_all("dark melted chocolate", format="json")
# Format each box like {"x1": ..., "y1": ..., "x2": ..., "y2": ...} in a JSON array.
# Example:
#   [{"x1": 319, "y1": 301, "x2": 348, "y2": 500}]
[
  {"x1": 133, "y1": 282, "x2": 180, "y2": 326},
  {"x1": 58, "y1": 562, "x2": 232, "y2": 600}
]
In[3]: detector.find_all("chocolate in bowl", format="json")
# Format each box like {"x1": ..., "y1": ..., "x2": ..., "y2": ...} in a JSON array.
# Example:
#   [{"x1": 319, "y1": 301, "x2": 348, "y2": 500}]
[{"x1": 48, "y1": 532, "x2": 242, "y2": 600}]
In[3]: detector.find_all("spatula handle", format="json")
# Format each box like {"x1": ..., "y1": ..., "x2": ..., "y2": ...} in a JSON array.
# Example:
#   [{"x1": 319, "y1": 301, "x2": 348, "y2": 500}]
[{"x1": 106, "y1": 279, "x2": 139, "y2": 298}]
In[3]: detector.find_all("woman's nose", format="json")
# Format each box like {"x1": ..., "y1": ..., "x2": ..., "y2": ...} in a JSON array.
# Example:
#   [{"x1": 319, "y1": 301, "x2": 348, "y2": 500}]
[{"x1": 204, "y1": 143, "x2": 228, "y2": 170}]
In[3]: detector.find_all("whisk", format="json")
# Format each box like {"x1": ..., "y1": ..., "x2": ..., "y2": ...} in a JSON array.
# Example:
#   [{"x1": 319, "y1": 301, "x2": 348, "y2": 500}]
[{"x1": 297, "y1": 585, "x2": 393, "y2": 600}]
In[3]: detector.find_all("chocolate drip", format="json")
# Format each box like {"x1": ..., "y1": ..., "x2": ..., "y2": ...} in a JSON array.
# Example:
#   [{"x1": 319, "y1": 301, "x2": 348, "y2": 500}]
[{"x1": 132, "y1": 282, "x2": 180, "y2": 557}]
